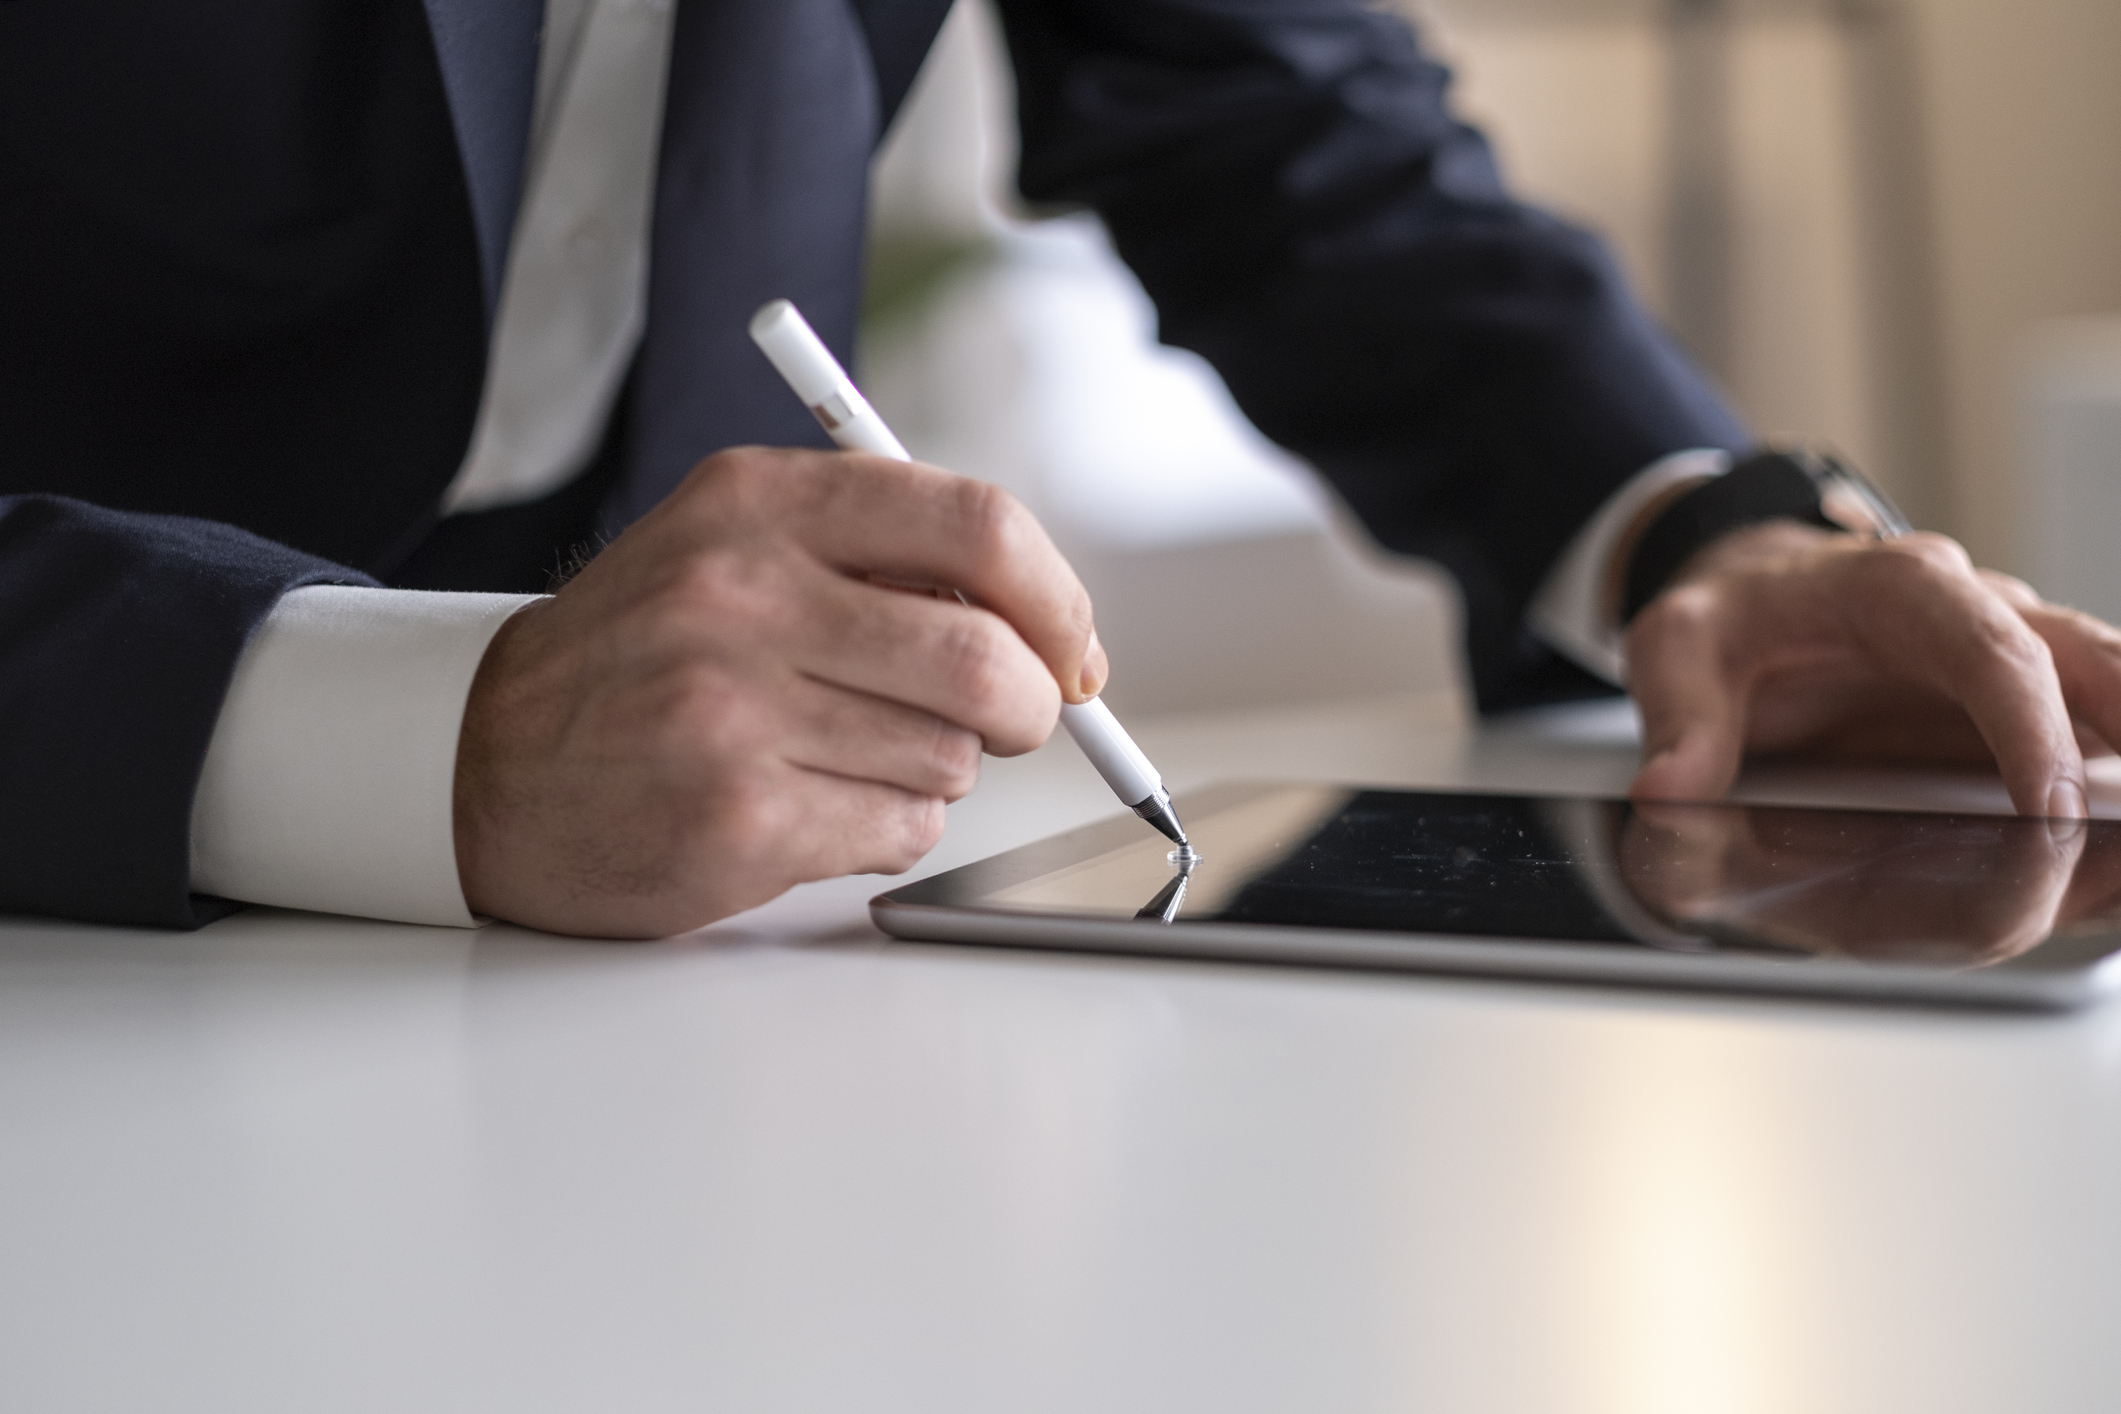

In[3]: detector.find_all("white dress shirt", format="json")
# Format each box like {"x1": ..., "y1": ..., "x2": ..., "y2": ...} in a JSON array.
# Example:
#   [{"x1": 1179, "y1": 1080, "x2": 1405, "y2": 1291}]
[
  {"x1": 188, "y1": 0, "x2": 1724, "y2": 926},
  {"x1": 447, "y1": 0, "x2": 676, "y2": 514},
  {"x1": 1526, "y1": 448, "x2": 1731, "y2": 685},
  {"x1": 190, "y1": 587, "x2": 540, "y2": 924}
]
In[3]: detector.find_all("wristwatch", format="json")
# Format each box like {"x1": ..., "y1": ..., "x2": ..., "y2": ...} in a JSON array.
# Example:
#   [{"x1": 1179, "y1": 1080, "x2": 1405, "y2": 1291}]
[{"x1": 1620, "y1": 445, "x2": 1912, "y2": 625}]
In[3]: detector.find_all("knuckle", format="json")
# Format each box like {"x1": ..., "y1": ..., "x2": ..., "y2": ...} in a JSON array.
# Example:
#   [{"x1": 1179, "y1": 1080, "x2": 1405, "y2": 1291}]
[
  {"x1": 702, "y1": 773, "x2": 790, "y2": 864},
  {"x1": 876, "y1": 797, "x2": 947, "y2": 874},
  {"x1": 621, "y1": 665, "x2": 761, "y2": 768},
  {"x1": 946, "y1": 478, "x2": 1090, "y2": 657},
  {"x1": 1981, "y1": 568, "x2": 2041, "y2": 606},
  {"x1": 677, "y1": 669, "x2": 770, "y2": 759},
  {"x1": 690, "y1": 445, "x2": 790, "y2": 517},
  {"x1": 662, "y1": 551, "x2": 779, "y2": 627},
  {"x1": 953, "y1": 478, "x2": 1033, "y2": 574},
  {"x1": 1882, "y1": 531, "x2": 1972, "y2": 578},
  {"x1": 688, "y1": 446, "x2": 750, "y2": 497},
  {"x1": 1845, "y1": 546, "x2": 1943, "y2": 603},
  {"x1": 696, "y1": 443, "x2": 773, "y2": 488},
  {"x1": 931, "y1": 723, "x2": 983, "y2": 800},
  {"x1": 938, "y1": 614, "x2": 1016, "y2": 713},
  {"x1": 1627, "y1": 583, "x2": 1722, "y2": 653}
]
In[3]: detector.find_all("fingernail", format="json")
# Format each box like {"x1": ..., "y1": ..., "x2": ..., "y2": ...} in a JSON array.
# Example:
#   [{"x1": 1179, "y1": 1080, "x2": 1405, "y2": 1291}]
[
  {"x1": 1077, "y1": 629, "x2": 1108, "y2": 702},
  {"x1": 1633, "y1": 747, "x2": 1680, "y2": 791},
  {"x1": 2047, "y1": 780, "x2": 2088, "y2": 844}
]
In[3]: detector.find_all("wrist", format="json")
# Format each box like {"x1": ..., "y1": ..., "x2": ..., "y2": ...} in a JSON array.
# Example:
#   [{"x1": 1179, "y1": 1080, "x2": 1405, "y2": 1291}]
[
  {"x1": 1621, "y1": 449, "x2": 1845, "y2": 624},
  {"x1": 1603, "y1": 473, "x2": 1718, "y2": 627},
  {"x1": 1620, "y1": 445, "x2": 1916, "y2": 626},
  {"x1": 452, "y1": 600, "x2": 547, "y2": 918},
  {"x1": 1665, "y1": 516, "x2": 1844, "y2": 586}
]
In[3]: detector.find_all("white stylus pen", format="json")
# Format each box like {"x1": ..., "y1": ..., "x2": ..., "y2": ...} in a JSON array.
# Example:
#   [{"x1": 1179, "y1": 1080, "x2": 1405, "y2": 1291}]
[{"x1": 749, "y1": 298, "x2": 1190, "y2": 852}]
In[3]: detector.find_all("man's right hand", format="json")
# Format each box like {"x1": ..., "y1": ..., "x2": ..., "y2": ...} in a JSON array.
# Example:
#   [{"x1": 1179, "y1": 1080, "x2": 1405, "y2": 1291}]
[{"x1": 451, "y1": 445, "x2": 1107, "y2": 938}]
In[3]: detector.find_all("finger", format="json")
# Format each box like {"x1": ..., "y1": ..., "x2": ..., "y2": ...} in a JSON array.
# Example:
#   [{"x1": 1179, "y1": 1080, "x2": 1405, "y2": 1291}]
[
  {"x1": 733, "y1": 764, "x2": 948, "y2": 886},
  {"x1": 1626, "y1": 587, "x2": 1749, "y2": 802},
  {"x1": 1747, "y1": 668, "x2": 1996, "y2": 764},
  {"x1": 1978, "y1": 567, "x2": 2042, "y2": 611},
  {"x1": 775, "y1": 676, "x2": 983, "y2": 802},
  {"x1": 1977, "y1": 569, "x2": 2118, "y2": 757},
  {"x1": 789, "y1": 561, "x2": 1061, "y2": 756},
  {"x1": 771, "y1": 454, "x2": 1106, "y2": 701},
  {"x1": 1854, "y1": 544, "x2": 2084, "y2": 817},
  {"x1": 2014, "y1": 599, "x2": 2121, "y2": 769}
]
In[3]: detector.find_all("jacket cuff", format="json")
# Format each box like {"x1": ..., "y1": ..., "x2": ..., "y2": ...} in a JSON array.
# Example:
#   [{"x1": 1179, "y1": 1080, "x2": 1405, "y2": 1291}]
[{"x1": 189, "y1": 586, "x2": 542, "y2": 926}]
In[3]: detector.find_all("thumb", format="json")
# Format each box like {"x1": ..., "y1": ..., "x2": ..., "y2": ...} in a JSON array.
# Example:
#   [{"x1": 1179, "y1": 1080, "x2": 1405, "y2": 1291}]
[{"x1": 1627, "y1": 609, "x2": 1747, "y2": 802}]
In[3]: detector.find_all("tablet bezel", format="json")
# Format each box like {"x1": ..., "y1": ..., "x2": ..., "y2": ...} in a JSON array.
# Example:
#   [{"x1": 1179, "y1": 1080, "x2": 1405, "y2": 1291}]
[{"x1": 870, "y1": 783, "x2": 2121, "y2": 1009}]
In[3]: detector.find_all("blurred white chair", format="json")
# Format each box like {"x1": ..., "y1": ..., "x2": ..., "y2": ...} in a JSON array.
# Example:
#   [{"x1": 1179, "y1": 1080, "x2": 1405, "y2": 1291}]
[{"x1": 2024, "y1": 318, "x2": 2121, "y2": 622}]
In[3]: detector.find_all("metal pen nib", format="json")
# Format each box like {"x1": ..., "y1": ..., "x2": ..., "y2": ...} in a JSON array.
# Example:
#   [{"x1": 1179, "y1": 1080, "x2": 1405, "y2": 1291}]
[{"x1": 1131, "y1": 786, "x2": 1189, "y2": 850}]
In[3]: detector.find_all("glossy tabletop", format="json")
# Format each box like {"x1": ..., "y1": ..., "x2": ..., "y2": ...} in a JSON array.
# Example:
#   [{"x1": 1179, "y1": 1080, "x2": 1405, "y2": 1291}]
[{"x1": 6, "y1": 694, "x2": 2121, "y2": 1413}]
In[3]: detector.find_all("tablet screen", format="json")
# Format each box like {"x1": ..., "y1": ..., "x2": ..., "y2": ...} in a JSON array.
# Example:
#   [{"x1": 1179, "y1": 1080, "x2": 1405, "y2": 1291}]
[{"x1": 909, "y1": 786, "x2": 2121, "y2": 971}]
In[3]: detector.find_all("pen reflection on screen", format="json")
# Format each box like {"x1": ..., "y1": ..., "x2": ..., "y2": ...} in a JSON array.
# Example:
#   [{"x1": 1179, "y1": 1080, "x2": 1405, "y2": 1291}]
[{"x1": 1135, "y1": 852, "x2": 1201, "y2": 924}]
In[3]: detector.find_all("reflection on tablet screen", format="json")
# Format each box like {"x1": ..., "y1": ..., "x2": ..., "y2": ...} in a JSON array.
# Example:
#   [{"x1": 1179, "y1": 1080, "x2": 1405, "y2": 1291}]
[{"x1": 986, "y1": 789, "x2": 2121, "y2": 971}]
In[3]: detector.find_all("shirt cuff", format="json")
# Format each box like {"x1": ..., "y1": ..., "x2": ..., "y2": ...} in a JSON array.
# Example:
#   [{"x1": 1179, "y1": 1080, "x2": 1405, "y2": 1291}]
[
  {"x1": 1526, "y1": 449, "x2": 1733, "y2": 685},
  {"x1": 189, "y1": 586, "x2": 543, "y2": 926}
]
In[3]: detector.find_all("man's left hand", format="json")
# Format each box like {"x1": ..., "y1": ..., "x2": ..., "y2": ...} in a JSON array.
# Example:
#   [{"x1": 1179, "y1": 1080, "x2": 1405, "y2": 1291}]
[{"x1": 1625, "y1": 520, "x2": 2121, "y2": 818}]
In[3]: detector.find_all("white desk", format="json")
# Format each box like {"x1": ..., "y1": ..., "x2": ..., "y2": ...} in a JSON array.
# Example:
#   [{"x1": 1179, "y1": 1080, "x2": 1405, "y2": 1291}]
[{"x1": 7, "y1": 696, "x2": 2121, "y2": 1413}]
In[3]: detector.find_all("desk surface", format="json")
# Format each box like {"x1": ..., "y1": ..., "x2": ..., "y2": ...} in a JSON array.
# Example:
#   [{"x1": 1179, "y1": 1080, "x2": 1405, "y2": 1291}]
[{"x1": 7, "y1": 695, "x2": 2121, "y2": 1414}]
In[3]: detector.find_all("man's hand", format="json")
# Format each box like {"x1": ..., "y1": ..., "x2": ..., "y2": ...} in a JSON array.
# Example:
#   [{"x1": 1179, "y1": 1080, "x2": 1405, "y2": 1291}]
[
  {"x1": 452, "y1": 446, "x2": 1106, "y2": 938},
  {"x1": 1627, "y1": 521, "x2": 2121, "y2": 818}
]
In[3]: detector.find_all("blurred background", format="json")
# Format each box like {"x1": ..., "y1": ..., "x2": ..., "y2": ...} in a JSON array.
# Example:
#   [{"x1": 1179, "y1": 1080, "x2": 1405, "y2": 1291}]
[{"x1": 860, "y1": 0, "x2": 2121, "y2": 724}]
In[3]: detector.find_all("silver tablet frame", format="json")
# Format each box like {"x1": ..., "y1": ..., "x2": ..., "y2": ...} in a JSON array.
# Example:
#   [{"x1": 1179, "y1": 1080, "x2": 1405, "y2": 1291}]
[{"x1": 871, "y1": 783, "x2": 2121, "y2": 1010}]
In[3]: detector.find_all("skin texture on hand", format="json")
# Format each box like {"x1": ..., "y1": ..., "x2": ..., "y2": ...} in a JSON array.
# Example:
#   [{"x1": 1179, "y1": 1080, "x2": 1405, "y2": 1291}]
[
  {"x1": 453, "y1": 446, "x2": 1107, "y2": 938},
  {"x1": 1625, "y1": 521, "x2": 2121, "y2": 820}
]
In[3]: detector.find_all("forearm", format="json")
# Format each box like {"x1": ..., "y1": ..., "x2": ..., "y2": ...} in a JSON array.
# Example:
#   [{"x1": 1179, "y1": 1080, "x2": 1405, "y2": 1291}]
[
  {"x1": 997, "y1": 0, "x2": 1749, "y2": 706},
  {"x1": 0, "y1": 496, "x2": 370, "y2": 927}
]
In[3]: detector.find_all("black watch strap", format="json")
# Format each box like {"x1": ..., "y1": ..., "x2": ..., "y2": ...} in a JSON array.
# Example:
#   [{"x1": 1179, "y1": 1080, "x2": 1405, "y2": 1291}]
[{"x1": 1620, "y1": 450, "x2": 1843, "y2": 625}]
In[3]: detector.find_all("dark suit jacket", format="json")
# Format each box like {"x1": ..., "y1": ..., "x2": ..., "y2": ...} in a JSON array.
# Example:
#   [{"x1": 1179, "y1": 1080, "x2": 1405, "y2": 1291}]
[{"x1": 0, "y1": 0, "x2": 1747, "y2": 928}]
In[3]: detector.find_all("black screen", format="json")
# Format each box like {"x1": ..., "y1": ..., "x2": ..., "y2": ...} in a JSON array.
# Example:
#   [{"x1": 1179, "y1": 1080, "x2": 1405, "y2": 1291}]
[{"x1": 937, "y1": 787, "x2": 2121, "y2": 971}]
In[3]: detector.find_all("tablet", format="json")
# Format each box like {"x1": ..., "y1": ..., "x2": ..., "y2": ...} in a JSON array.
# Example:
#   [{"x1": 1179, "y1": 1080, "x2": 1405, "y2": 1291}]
[{"x1": 871, "y1": 783, "x2": 2121, "y2": 1008}]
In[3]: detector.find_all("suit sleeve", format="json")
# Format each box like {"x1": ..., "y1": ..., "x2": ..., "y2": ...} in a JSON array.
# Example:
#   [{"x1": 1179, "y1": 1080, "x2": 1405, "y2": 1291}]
[
  {"x1": 993, "y1": 0, "x2": 1751, "y2": 710},
  {"x1": 0, "y1": 495, "x2": 374, "y2": 928}
]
